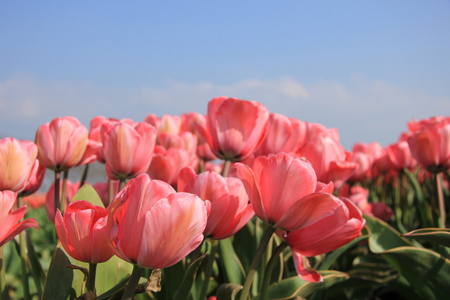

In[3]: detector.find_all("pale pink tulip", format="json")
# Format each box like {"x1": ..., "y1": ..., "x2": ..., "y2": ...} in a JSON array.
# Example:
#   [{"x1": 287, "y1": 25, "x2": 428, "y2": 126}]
[
  {"x1": 101, "y1": 121, "x2": 157, "y2": 180},
  {"x1": 231, "y1": 152, "x2": 341, "y2": 231},
  {"x1": 19, "y1": 159, "x2": 46, "y2": 197},
  {"x1": 35, "y1": 116, "x2": 88, "y2": 171},
  {"x1": 0, "y1": 138, "x2": 39, "y2": 193},
  {"x1": 407, "y1": 118, "x2": 450, "y2": 173},
  {"x1": 283, "y1": 197, "x2": 365, "y2": 282},
  {"x1": 254, "y1": 113, "x2": 307, "y2": 156},
  {"x1": 145, "y1": 114, "x2": 182, "y2": 135},
  {"x1": 107, "y1": 174, "x2": 209, "y2": 269},
  {"x1": 55, "y1": 200, "x2": 113, "y2": 263},
  {"x1": 197, "y1": 97, "x2": 269, "y2": 161},
  {"x1": 178, "y1": 167, "x2": 254, "y2": 239},
  {"x1": 0, "y1": 190, "x2": 38, "y2": 247}
]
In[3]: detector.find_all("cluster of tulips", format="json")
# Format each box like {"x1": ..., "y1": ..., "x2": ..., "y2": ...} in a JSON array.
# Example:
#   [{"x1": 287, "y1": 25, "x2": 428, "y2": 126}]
[{"x1": 0, "y1": 96, "x2": 449, "y2": 300}]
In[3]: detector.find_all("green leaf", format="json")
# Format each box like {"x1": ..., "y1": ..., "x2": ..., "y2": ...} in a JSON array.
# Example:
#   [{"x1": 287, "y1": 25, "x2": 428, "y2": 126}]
[
  {"x1": 95, "y1": 255, "x2": 134, "y2": 295},
  {"x1": 267, "y1": 270, "x2": 349, "y2": 300},
  {"x1": 402, "y1": 228, "x2": 450, "y2": 248},
  {"x1": 218, "y1": 238, "x2": 244, "y2": 284},
  {"x1": 72, "y1": 183, "x2": 104, "y2": 207},
  {"x1": 26, "y1": 231, "x2": 46, "y2": 297},
  {"x1": 174, "y1": 254, "x2": 206, "y2": 300},
  {"x1": 365, "y1": 215, "x2": 413, "y2": 253},
  {"x1": 216, "y1": 283, "x2": 243, "y2": 300}
]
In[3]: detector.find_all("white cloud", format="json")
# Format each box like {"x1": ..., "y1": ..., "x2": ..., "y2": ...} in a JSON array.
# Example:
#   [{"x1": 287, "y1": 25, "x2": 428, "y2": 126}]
[{"x1": 0, "y1": 73, "x2": 448, "y2": 149}]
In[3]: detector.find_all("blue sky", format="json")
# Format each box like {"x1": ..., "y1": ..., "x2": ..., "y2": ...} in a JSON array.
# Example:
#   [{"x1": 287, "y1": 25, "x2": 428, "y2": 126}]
[{"x1": 1, "y1": 1, "x2": 449, "y2": 149}]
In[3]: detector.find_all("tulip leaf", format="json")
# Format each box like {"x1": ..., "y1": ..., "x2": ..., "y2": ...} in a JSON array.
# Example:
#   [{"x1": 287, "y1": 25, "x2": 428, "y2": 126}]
[
  {"x1": 174, "y1": 254, "x2": 206, "y2": 300},
  {"x1": 218, "y1": 238, "x2": 244, "y2": 284},
  {"x1": 26, "y1": 231, "x2": 46, "y2": 296},
  {"x1": 216, "y1": 283, "x2": 243, "y2": 300},
  {"x1": 42, "y1": 246, "x2": 77, "y2": 300},
  {"x1": 72, "y1": 183, "x2": 104, "y2": 207},
  {"x1": 402, "y1": 228, "x2": 450, "y2": 248},
  {"x1": 95, "y1": 255, "x2": 134, "y2": 295},
  {"x1": 364, "y1": 215, "x2": 413, "y2": 252},
  {"x1": 267, "y1": 270, "x2": 349, "y2": 300}
]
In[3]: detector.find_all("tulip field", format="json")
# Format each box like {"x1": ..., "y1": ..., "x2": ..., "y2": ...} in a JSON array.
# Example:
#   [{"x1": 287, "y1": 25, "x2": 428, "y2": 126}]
[{"x1": 1, "y1": 96, "x2": 449, "y2": 300}]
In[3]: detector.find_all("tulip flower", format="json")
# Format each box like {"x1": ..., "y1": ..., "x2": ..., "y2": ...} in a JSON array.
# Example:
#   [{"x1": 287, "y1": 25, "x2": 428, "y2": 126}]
[
  {"x1": 107, "y1": 173, "x2": 209, "y2": 269},
  {"x1": 101, "y1": 121, "x2": 157, "y2": 181},
  {"x1": 197, "y1": 97, "x2": 270, "y2": 162},
  {"x1": 55, "y1": 201, "x2": 113, "y2": 264},
  {"x1": 0, "y1": 138, "x2": 39, "y2": 193},
  {"x1": 178, "y1": 166, "x2": 254, "y2": 240},
  {"x1": 46, "y1": 180, "x2": 80, "y2": 223},
  {"x1": 0, "y1": 190, "x2": 38, "y2": 247},
  {"x1": 283, "y1": 197, "x2": 365, "y2": 282},
  {"x1": 35, "y1": 116, "x2": 88, "y2": 171},
  {"x1": 232, "y1": 152, "x2": 342, "y2": 231},
  {"x1": 386, "y1": 139, "x2": 417, "y2": 171}
]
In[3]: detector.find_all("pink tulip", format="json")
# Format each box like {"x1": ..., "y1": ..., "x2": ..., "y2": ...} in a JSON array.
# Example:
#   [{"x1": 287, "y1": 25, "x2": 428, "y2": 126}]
[
  {"x1": 197, "y1": 97, "x2": 270, "y2": 161},
  {"x1": 338, "y1": 184, "x2": 372, "y2": 215},
  {"x1": 93, "y1": 181, "x2": 119, "y2": 208},
  {"x1": 0, "y1": 138, "x2": 40, "y2": 193},
  {"x1": 35, "y1": 116, "x2": 88, "y2": 171},
  {"x1": 46, "y1": 180, "x2": 80, "y2": 223},
  {"x1": 107, "y1": 174, "x2": 209, "y2": 269},
  {"x1": 158, "y1": 132, "x2": 198, "y2": 155},
  {"x1": 145, "y1": 114, "x2": 182, "y2": 135},
  {"x1": 55, "y1": 200, "x2": 114, "y2": 263},
  {"x1": 148, "y1": 146, "x2": 199, "y2": 187},
  {"x1": 407, "y1": 118, "x2": 450, "y2": 173},
  {"x1": 283, "y1": 197, "x2": 365, "y2": 282},
  {"x1": 19, "y1": 159, "x2": 46, "y2": 197},
  {"x1": 297, "y1": 135, "x2": 357, "y2": 189},
  {"x1": 101, "y1": 121, "x2": 157, "y2": 180},
  {"x1": 371, "y1": 202, "x2": 394, "y2": 221},
  {"x1": 0, "y1": 190, "x2": 38, "y2": 247},
  {"x1": 254, "y1": 113, "x2": 307, "y2": 156},
  {"x1": 231, "y1": 152, "x2": 342, "y2": 231},
  {"x1": 178, "y1": 167, "x2": 254, "y2": 240},
  {"x1": 386, "y1": 139, "x2": 417, "y2": 171}
]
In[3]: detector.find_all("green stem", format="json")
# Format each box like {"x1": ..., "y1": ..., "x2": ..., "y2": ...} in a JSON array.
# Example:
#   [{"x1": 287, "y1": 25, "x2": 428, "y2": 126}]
[
  {"x1": 239, "y1": 225, "x2": 275, "y2": 300},
  {"x1": 260, "y1": 242, "x2": 288, "y2": 300},
  {"x1": 108, "y1": 179, "x2": 115, "y2": 206},
  {"x1": 119, "y1": 178, "x2": 126, "y2": 193},
  {"x1": 199, "y1": 239, "x2": 219, "y2": 300},
  {"x1": 79, "y1": 164, "x2": 89, "y2": 188},
  {"x1": 0, "y1": 246, "x2": 5, "y2": 298},
  {"x1": 54, "y1": 171, "x2": 61, "y2": 214},
  {"x1": 436, "y1": 172, "x2": 446, "y2": 228},
  {"x1": 86, "y1": 263, "x2": 97, "y2": 292},
  {"x1": 394, "y1": 171, "x2": 407, "y2": 234},
  {"x1": 222, "y1": 160, "x2": 231, "y2": 178},
  {"x1": 17, "y1": 196, "x2": 30, "y2": 300},
  {"x1": 121, "y1": 264, "x2": 145, "y2": 300},
  {"x1": 60, "y1": 170, "x2": 69, "y2": 214}
]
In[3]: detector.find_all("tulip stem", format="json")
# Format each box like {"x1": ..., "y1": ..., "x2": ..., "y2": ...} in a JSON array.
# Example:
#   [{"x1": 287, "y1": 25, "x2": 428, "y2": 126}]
[
  {"x1": 54, "y1": 171, "x2": 61, "y2": 214},
  {"x1": 222, "y1": 160, "x2": 231, "y2": 178},
  {"x1": 121, "y1": 264, "x2": 144, "y2": 300},
  {"x1": 436, "y1": 172, "x2": 446, "y2": 228},
  {"x1": 60, "y1": 170, "x2": 69, "y2": 214},
  {"x1": 199, "y1": 239, "x2": 219, "y2": 300},
  {"x1": 86, "y1": 263, "x2": 97, "y2": 292},
  {"x1": 260, "y1": 242, "x2": 288, "y2": 300},
  {"x1": 79, "y1": 164, "x2": 89, "y2": 188},
  {"x1": 0, "y1": 246, "x2": 5, "y2": 297},
  {"x1": 239, "y1": 225, "x2": 275, "y2": 300},
  {"x1": 16, "y1": 196, "x2": 31, "y2": 300}
]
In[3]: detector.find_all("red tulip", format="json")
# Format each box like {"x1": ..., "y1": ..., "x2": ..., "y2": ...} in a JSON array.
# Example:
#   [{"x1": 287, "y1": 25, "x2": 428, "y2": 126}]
[
  {"x1": 198, "y1": 97, "x2": 269, "y2": 161},
  {"x1": 101, "y1": 121, "x2": 157, "y2": 180},
  {"x1": 407, "y1": 118, "x2": 450, "y2": 173},
  {"x1": 178, "y1": 167, "x2": 254, "y2": 240},
  {"x1": 107, "y1": 174, "x2": 209, "y2": 269},
  {"x1": 55, "y1": 200, "x2": 113, "y2": 263},
  {"x1": 0, "y1": 190, "x2": 38, "y2": 247},
  {"x1": 283, "y1": 196, "x2": 365, "y2": 282},
  {"x1": 232, "y1": 152, "x2": 341, "y2": 231},
  {"x1": 35, "y1": 116, "x2": 88, "y2": 171},
  {"x1": 0, "y1": 138, "x2": 40, "y2": 193}
]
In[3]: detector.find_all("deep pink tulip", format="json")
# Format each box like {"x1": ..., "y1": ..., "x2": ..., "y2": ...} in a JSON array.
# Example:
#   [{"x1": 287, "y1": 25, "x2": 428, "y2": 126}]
[
  {"x1": 254, "y1": 113, "x2": 307, "y2": 156},
  {"x1": 178, "y1": 167, "x2": 254, "y2": 240},
  {"x1": 107, "y1": 174, "x2": 209, "y2": 269},
  {"x1": 283, "y1": 197, "x2": 365, "y2": 282},
  {"x1": 371, "y1": 202, "x2": 394, "y2": 221},
  {"x1": 46, "y1": 180, "x2": 80, "y2": 223},
  {"x1": 101, "y1": 121, "x2": 157, "y2": 180},
  {"x1": 232, "y1": 152, "x2": 341, "y2": 231},
  {"x1": 0, "y1": 190, "x2": 38, "y2": 247},
  {"x1": 35, "y1": 116, "x2": 88, "y2": 171},
  {"x1": 55, "y1": 200, "x2": 113, "y2": 263},
  {"x1": 198, "y1": 97, "x2": 270, "y2": 162},
  {"x1": 407, "y1": 118, "x2": 450, "y2": 173},
  {"x1": 0, "y1": 138, "x2": 39, "y2": 193},
  {"x1": 93, "y1": 181, "x2": 119, "y2": 208},
  {"x1": 298, "y1": 135, "x2": 357, "y2": 189},
  {"x1": 148, "y1": 146, "x2": 199, "y2": 187}
]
